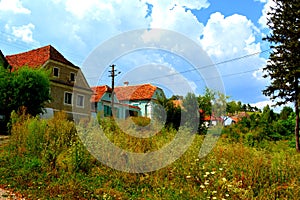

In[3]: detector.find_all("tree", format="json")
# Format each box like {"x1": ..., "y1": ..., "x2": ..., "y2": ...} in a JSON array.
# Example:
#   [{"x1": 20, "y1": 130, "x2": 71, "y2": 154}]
[
  {"x1": 182, "y1": 93, "x2": 199, "y2": 132},
  {"x1": 262, "y1": 0, "x2": 300, "y2": 151},
  {"x1": 0, "y1": 66, "x2": 51, "y2": 132}
]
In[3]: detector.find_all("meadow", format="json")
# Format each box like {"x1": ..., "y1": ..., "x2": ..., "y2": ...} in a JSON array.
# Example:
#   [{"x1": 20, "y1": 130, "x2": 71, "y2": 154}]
[{"x1": 0, "y1": 112, "x2": 300, "y2": 199}]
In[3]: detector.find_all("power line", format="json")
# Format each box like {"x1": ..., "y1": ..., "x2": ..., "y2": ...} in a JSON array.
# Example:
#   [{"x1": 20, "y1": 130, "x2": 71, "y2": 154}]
[{"x1": 142, "y1": 48, "x2": 270, "y2": 82}]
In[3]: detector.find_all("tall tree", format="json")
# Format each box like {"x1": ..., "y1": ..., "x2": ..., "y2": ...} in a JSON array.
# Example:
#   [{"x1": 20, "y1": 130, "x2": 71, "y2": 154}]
[{"x1": 262, "y1": 0, "x2": 300, "y2": 151}]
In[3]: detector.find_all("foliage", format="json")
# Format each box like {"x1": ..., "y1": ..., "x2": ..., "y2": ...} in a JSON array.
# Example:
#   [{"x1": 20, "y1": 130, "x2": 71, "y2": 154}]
[
  {"x1": 1, "y1": 117, "x2": 300, "y2": 199},
  {"x1": 222, "y1": 105, "x2": 296, "y2": 147},
  {"x1": 0, "y1": 66, "x2": 51, "y2": 133},
  {"x1": 262, "y1": 0, "x2": 300, "y2": 151}
]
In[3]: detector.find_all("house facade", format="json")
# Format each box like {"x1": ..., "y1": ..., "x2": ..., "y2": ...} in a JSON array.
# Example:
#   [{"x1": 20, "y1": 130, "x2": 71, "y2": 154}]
[
  {"x1": 114, "y1": 83, "x2": 165, "y2": 118},
  {"x1": 91, "y1": 85, "x2": 141, "y2": 119},
  {"x1": 6, "y1": 45, "x2": 92, "y2": 121}
]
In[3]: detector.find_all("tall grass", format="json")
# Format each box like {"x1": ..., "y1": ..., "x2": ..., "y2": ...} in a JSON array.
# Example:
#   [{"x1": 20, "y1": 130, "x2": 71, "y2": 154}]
[{"x1": 0, "y1": 114, "x2": 299, "y2": 199}]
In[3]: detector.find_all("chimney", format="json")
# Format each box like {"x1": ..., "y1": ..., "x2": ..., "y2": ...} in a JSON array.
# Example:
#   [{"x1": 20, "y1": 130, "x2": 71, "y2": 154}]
[{"x1": 124, "y1": 81, "x2": 129, "y2": 86}]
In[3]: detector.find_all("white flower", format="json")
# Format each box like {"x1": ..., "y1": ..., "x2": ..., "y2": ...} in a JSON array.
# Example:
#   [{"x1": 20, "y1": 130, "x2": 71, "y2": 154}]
[
  {"x1": 212, "y1": 191, "x2": 217, "y2": 194},
  {"x1": 200, "y1": 185, "x2": 205, "y2": 189},
  {"x1": 211, "y1": 171, "x2": 216, "y2": 175},
  {"x1": 186, "y1": 175, "x2": 191, "y2": 179}
]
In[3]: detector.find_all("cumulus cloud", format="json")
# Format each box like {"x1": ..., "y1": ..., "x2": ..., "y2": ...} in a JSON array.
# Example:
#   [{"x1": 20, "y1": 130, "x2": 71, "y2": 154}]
[
  {"x1": 11, "y1": 23, "x2": 37, "y2": 44},
  {"x1": 258, "y1": 0, "x2": 276, "y2": 29},
  {"x1": 0, "y1": 0, "x2": 31, "y2": 14},
  {"x1": 200, "y1": 12, "x2": 261, "y2": 59},
  {"x1": 144, "y1": 0, "x2": 209, "y2": 41}
]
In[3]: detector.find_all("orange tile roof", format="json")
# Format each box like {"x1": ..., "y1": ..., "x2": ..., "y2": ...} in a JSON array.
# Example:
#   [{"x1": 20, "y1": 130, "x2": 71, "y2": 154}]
[
  {"x1": 6, "y1": 45, "x2": 77, "y2": 70},
  {"x1": 90, "y1": 85, "x2": 112, "y2": 103},
  {"x1": 114, "y1": 84, "x2": 157, "y2": 101}
]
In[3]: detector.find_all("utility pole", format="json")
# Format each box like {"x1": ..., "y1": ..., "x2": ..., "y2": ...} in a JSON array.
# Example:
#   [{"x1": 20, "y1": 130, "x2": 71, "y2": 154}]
[{"x1": 109, "y1": 64, "x2": 121, "y2": 117}]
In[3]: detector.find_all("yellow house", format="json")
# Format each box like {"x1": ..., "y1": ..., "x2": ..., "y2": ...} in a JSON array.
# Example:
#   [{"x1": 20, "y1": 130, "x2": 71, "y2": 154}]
[{"x1": 6, "y1": 45, "x2": 92, "y2": 121}]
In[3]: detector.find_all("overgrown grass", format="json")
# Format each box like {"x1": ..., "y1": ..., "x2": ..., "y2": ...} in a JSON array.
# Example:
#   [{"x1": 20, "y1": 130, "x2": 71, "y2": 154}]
[{"x1": 0, "y1": 113, "x2": 300, "y2": 199}]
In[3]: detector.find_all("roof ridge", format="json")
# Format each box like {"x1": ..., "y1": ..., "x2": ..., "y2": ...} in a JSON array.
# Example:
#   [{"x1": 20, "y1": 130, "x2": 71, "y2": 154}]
[{"x1": 5, "y1": 45, "x2": 77, "y2": 69}]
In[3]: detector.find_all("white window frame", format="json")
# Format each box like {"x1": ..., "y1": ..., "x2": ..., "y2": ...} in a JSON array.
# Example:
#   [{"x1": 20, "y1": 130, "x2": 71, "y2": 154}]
[
  {"x1": 64, "y1": 92, "x2": 73, "y2": 105},
  {"x1": 76, "y1": 94, "x2": 85, "y2": 108},
  {"x1": 53, "y1": 67, "x2": 60, "y2": 77}
]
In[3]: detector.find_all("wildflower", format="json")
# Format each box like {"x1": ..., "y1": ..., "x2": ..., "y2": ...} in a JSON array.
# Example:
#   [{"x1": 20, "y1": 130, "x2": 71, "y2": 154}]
[
  {"x1": 186, "y1": 175, "x2": 191, "y2": 179},
  {"x1": 225, "y1": 194, "x2": 229, "y2": 197},
  {"x1": 211, "y1": 171, "x2": 216, "y2": 175},
  {"x1": 204, "y1": 190, "x2": 207, "y2": 193},
  {"x1": 204, "y1": 180, "x2": 209, "y2": 185},
  {"x1": 204, "y1": 174, "x2": 208, "y2": 178},
  {"x1": 222, "y1": 177, "x2": 227, "y2": 182},
  {"x1": 195, "y1": 158, "x2": 199, "y2": 162},
  {"x1": 212, "y1": 197, "x2": 217, "y2": 200},
  {"x1": 200, "y1": 185, "x2": 205, "y2": 189},
  {"x1": 227, "y1": 185, "x2": 232, "y2": 188},
  {"x1": 219, "y1": 168, "x2": 223, "y2": 171},
  {"x1": 212, "y1": 191, "x2": 217, "y2": 194},
  {"x1": 205, "y1": 172, "x2": 210, "y2": 175}
]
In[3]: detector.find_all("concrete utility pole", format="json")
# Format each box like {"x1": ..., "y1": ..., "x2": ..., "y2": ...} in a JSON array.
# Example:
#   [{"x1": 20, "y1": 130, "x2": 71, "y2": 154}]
[{"x1": 109, "y1": 64, "x2": 121, "y2": 117}]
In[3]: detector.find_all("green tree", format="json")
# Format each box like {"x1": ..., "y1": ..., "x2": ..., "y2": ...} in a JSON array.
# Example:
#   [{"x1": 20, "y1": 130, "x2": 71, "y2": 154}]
[
  {"x1": 0, "y1": 66, "x2": 51, "y2": 132},
  {"x1": 279, "y1": 106, "x2": 294, "y2": 120},
  {"x1": 182, "y1": 92, "x2": 199, "y2": 132},
  {"x1": 262, "y1": 0, "x2": 300, "y2": 151}
]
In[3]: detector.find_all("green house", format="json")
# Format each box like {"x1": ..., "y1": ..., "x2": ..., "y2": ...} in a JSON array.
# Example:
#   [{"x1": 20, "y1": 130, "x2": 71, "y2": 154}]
[
  {"x1": 114, "y1": 83, "x2": 165, "y2": 118},
  {"x1": 91, "y1": 85, "x2": 141, "y2": 119}
]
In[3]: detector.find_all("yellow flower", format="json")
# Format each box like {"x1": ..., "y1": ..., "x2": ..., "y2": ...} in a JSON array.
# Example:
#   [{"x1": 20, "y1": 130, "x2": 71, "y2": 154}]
[
  {"x1": 212, "y1": 197, "x2": 217, "y2": 200},
  {"x1": 212, "y1": 191, "x2": 217, "y2": 194},
  {"x1": 205, "y1": 172, "x2": 210, "y2": 175}
]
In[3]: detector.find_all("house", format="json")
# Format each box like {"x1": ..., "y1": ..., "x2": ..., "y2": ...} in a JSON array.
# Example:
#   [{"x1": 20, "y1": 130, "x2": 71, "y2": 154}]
[
  {"x1": 91, "y1": 85, "x2": 141, "y2": 119},
  {"x1": 114, "y1": 83, "x2": 165, "y2": 118},
  {"x1": 0, "y1": 50, "x2": 9, "y2": 69},
  {"x1": 6, "y1": 45, "x2": 92, "y2": 121}
]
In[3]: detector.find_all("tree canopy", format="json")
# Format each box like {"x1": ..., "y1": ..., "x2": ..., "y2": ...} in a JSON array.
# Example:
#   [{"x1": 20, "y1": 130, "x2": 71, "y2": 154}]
[
  {"x1": 0, "y1": 66, "x2": 51, "y2": 132},
  {"x1": 262, "y1": 0, "x2": 300, "y2": 151}
]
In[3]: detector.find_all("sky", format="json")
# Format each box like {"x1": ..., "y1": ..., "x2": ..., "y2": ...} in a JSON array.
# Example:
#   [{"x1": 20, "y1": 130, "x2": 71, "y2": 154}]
[{"x1": 0, "y1": 0, "x2": 290, "y2": 112}]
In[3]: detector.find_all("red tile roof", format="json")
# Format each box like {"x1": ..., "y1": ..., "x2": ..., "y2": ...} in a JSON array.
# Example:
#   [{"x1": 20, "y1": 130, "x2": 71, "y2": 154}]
[
  {"x1": 114, "y1": 84, "x2": 158, "y2": 101},
  {"x1": 6, "y1": 45, "x2": 77, "y2": 70},
  {"x1": 90, "y1": 85, "x2": 112, "y2": 103}
]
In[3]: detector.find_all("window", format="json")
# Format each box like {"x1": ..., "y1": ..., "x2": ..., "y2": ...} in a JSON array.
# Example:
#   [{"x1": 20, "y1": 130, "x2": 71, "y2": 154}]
[
  {"x1": 70, "y1": 72, "x2": 75, "y2": 82},
  {"x1": 64, "y1": 92, "x2": 72, "y2": 105},
  {"x1": 76, "y1": 95, "x2": 84, "y2": 107},
  {"x1": 53, "y1": 67, "x2": 59, "y2": 77}
]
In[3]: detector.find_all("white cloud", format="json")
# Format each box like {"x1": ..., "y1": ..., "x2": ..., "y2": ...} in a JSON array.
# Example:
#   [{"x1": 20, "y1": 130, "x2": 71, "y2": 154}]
[
  {"x1": 11, "y1": 23, "x2": 37, "y2": 44},
  {"x1": 254, "y1": 0, "x2": 267, "y2": 2},
  {"x1": 0, "y1": 0, "x2": 31, "y2": 14},
  {"x1": 258, "y1": 0, "x2": 276, "y2": 29},
  {"x1": 251, "y1": 100, "x2": 294, "y2": 113},
  {"x1": 145, "y1": 0, "x2": 208, "y2": 41},
  {"x1": 200, "y1": 12, "x2": 261, "y2": 59}
]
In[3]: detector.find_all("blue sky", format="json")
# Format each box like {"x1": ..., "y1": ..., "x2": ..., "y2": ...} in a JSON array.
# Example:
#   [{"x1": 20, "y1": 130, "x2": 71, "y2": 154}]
[{"x1": 0, "y1": 0, "x2": 288, "y2": 111}]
